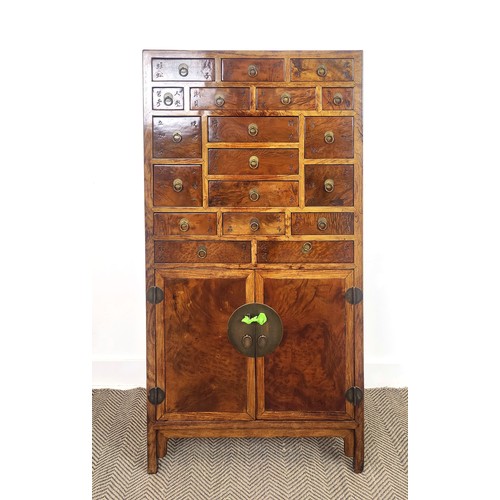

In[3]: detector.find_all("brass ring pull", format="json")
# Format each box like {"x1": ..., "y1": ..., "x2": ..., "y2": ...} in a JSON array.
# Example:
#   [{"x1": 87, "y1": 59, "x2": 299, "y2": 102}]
[
  {"x1": 249, "y1": 218, "x2": 260, "y2": 232},
  {"x1": 215, "y1": 95, "x2": 225, "y2": 107},
  {"x1": 172, "y1": 132, "x2": 182, "y2": 143},
  {"x1": 257, "y1": 335, "x2": 267, "y2": 347},
  {"x1": 241, "y1": 334, "x2": 253, "y2": 349},
  {"x1": 317, "y1": 65, "x2": 327, "y2": 77},
  {"x1": 249, "y1": 155, "x2": 259, "y2": 169},
  {"x1": 302, "y1": 242, "x2": 313, "y2": 254},
  {"x1": 248, "y1": 64, "x2": 258, "y2": 77},
  {"x1": 163, "y1": 93, "x2": 173, "y2": 106},
  {"x1": 317, "y1": 217, "x2": 328, "y2": 231},
  {"x1": 280, "y1": 93, "x2": 291, "y2": 105},
  {"x1": 324, "y1": 178, "x2": 334, "y2": 192},
  {"x1": 324, "y1": 131, "x2": 335, "y2": 144},
  {"x1": 173, "y1": 178, "x2": 183, "y2": 192},
  {"x1": 333, "y1": 93, "x2": 343, "y2": 105},
  {"x1": 249, "y1": 189, "x2": 260, "y2": 202},
  {"x1": 248, "y1": 123, "x2": 259, "y2": 137},
  {"x1": 178, "y1": 63, "x2": 189, "y2": 77},
  {"x1": 179, "y1": 218, "x2": 189, "y2": 232},
  {"x1": 197, "y1": 245, "x2": 207, "y2": 259}
]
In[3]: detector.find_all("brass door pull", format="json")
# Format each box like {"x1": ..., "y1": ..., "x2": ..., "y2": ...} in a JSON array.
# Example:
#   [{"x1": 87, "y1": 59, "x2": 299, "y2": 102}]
[
  {"x1": 179, "y1": 218, "x2": 189, "y2": 232},
  {"x1": 249, "y1": 189, "x2": 260, "y2": 202},
  {"x1": 317, "y1": 65, "x2": 327, "y2": 77},
  {"x1": 241, "y1": 335, "x2": 253, "y2": 349},
  {"x1": 215, "y1": 95, "x2": 225, "y2": 107},
  {"x1": 248, "y1": 64, "x2": 258, "y2": 77},
  {"x1": 173, "y1": 178, "x2": 183, "y2": 192},
  {"x1": 172, "y1": 132, "x2": 182, "y2": 143},
  {"x1": 249, "y1": 155, "x2": 259, "y2": 169},
  {"x1": 324, "y1": 178, "x2": 334, "y2": 192},
  {"x1": 333, "y1": 93, "x2": 343, "y2": 105},
  {"x1": 249, "y1": 218, "x2": 260, "y2": 232},
  {"x1": 302, "y1": 242, "x2": 313, "y2": 253},
  {"x1": 257, "y1": 335, "x2": 267, "y2": 347},
  {"x1": 163, "y1": 93, "x2": 173, "y2": 106},
  {"x1": 248, "y1": 123, "x2": 259, "y2": 137},
  {"x1": 280, "y1": 93, "x2": 291, "y2": 105},
  {"x1": 317, "y1": 217, "x2": 328, "y2": 231},
  {"x1": 178, "y1": 63, "x2": 189, "y2": 77},
  {"x1": 324, "y1": 131, "x2": 335, "y2": 144},
  {"x1": 197, "y1": 245, "x2": 207, "y2": 259}
]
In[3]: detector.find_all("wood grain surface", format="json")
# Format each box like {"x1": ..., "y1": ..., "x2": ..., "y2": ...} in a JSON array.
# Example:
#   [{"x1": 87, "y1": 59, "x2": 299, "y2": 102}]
[
  {"x1": 153, "y1": 165, "x2": 202, "y2": 207},
  {"x1": 222, "y1": 58, "x2": 285, "y2": 82},
  {"x1": 153, "y1": 117, "x2": 201, "y2": 158},
  {"x1": 304, "y1": 165, "x2": 354, "y2": 206},
  {"x1": 154, "y1": 240, "x2": 252, "y2": 263},
  {"x1": 257, "y1": 240, "x2": 354, "y2": 263}
]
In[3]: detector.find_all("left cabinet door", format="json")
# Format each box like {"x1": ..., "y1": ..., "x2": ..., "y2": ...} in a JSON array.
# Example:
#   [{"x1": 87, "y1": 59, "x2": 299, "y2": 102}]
[{"x1": 154, "y1": 269, "x2": 255, "y2": 421}]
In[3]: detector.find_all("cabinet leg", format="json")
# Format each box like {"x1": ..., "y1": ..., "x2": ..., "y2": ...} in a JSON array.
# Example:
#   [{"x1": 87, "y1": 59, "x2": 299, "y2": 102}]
[
  {"x1": 353, "y1": 426, "x2": 364, "y2": 473},
  {"x1": 157, "y1": 433, "x2": 168, "y2": 459},
  {"x1": 343, "y1": 431, "x2": 354, "y2": 458},
  {"x1": 147, "y1": 427, "x2": 158, "y2": 474}
]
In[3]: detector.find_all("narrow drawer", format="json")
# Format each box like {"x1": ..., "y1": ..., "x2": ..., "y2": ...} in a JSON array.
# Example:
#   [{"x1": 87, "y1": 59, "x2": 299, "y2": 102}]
[
  {"x1": 223, "y1": 213, "x2": 285, "y2": 236},
  {"x1": 322, "y1": 87, "x2": 354, "y2": 110},
  {"x1": 304, "y1": 117, "x2": 354, "y2": 159},
  {"x1": 152, "y1": 58, "x2": 215, "y2": 81},
  {"x1": 152, "y1": 88, "x2": 184, "y2": 110},
  {"x1": 155, "y1": 240, "x2": 251, "y2": 263},
  {"x1": 305, "y1": 165, "x2": 354, "y2": 207},
  {"x1": 256, "y1": 87, "x2": 316, "y2": 110},
  {"x1": 209, "y1": 181, "x2": 299, "y2": 207},
  {"x1": 153, "y1": 117, "x2": 201, "y2": 158},
  {"x1": 257, "y1": 241, "x2": 354, "y2": 263},
  {"x1": 190, "y1": 87, "x2": 250, "y2": 110},
  {"x1": 290, "y1": 58, "x2": 354, "y2": 82},
  {"x1": 222, "y1": 58, "x2": 284, "y2": 82},
  {"x1": 153, "y1": 165, "x2": 202, "y2": 207},
  {"x1": 153, "y1": 213, "x2": 217, "y2": 236},
  {"x1": 208, "y1": 149, "x2": 298, "y2": 175},
  {"x1": 291, "y1": 212, "x2": 354, "y2": 235},
  {"x1": 208, "y1": 117, "x2": 299, "y2": 143}
]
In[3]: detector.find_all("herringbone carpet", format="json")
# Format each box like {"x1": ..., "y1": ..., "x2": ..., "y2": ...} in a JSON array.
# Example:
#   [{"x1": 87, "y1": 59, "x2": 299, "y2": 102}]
[{"x1": 92, "y1": 388, "x2": 407, "y2": 499}]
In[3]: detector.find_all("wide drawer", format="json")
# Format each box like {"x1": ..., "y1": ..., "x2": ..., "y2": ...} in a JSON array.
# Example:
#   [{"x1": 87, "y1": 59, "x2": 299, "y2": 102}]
[
  {"x1": 257, "y1": 240, "x2": 354, "y2": 263},
  {"x1": 153, "y1": 117, "x2": 201, "y2": 158},
  {"x1": 304, "y1": 117, "x2": 354, "y2": 159},
  {"x1": 290, "y1": 58, "x2": 354, "y2": 81},
  {"x1": 153, "y1": 165, "x2": 202, "y2": 207},
  {"x1": 208, "y1": 117, "x2": 299, "y2": 143},
  {"x1": 256, "y1": 87, "x2": 316, "y2": 110},
  {"x1": 152, "y1": 58, "x2": 215, "y2": 81},
  {"x1": 208, "y1": 181, "x2": 299, "y2": 207},
  {"x1": 153, "y1": 213, "x2": 217, "y2": 236},
  {"x1": 223, "y1": 212, "x2": 285, "y2": 235},
  {"x1": 208, "y1": 149, "x2": 299, "y2": 175},
  {"x1": 222, "y1": 58, "x2": 284, "y2": 82},
  {"x1": 291, "y1": 212, "x2": 355, "y2": 235},
  {"x1": 154, "y1": 240, "x2": 251, "y2": 263},
  {"x1": 190, "y1": 87, "x2": 250, "y2": 110},
  {"x1": 305, "y1": 165, "x2": 354, "y2": 207},
  {"x1": 322, "y1": 87, "x2": 354, "y2": 110}
]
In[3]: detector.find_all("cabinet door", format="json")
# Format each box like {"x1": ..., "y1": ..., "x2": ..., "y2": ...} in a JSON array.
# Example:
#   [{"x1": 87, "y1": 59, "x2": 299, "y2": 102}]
[
  {"x1": 154, "y1": 269, "x2": 255, "y2": 421},
  {"x1": 255, "y1": 270, "x2": 355, "y2": 420}
]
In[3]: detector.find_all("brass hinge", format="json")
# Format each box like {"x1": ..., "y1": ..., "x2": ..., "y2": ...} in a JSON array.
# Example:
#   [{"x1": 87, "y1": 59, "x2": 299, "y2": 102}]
[
  {"x1": 345, "y1": 386, "x2": 363, "y2": 405},
  {"x1": 345, "y1": 287, "x2": 363, "y2": 305},
  {"x1": 147, "y1": 286, "x2": 164, "y2": 304},
  {"x1": 148, "y1": 387, "x2": 165, "y2": 405}
]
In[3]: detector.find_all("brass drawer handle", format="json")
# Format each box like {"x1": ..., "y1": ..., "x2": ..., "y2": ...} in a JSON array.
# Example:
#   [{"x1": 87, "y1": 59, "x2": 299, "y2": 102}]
[
  {"x1": 249, "y1": 218, "x2": 260, "y2": 232},
  {"x1": 257, "y1": 335, "x2": 267, "y2": 347},
  {"x1": 248, "y1": 123, "x2": 259, "y2": 137},
  {"x1": 333, "y1": 93, "x2": 343, "y2": 105},
  {"x1": 178, "y1": 63, "x2": 189, "y2": 77},
  {"x1": 317, "y1": 65, "x2": 327, "y2": 77},
  {"x1": 197, "y1": 245, "x2": 207, "y2": 259},
  {"x1": 241, "y1": 334, "x2": 253, "y2": 349},
  {"x1": 249, "y1": 155, "x2": 259, "y2": 169},
  {"x1": 317, "y1": 217, "x2": 328, "y2": 231},
  {"x1": 324, "y1": 178, "x2": 334, "y2": 192},
  {"x1": 302, "y1": 242, "x2": 313, "y2": 253},
  {"x1": 215, "y1": 95, "x2": 225, "y2": 107},
  {"x1": 249, "y1": 189, "x2": 260, "y2": 202},
  {"x1": 179, "y1": 218, "x2": 190, "y2": 232},
  {"x1": 324, "y1": 131, "x2": 335, "y2": 144},
  {"x1": 280, "y1": 93, "x2": 291, "y2": 105},
  {"x1": 248, "y1": 64, "x2": 258, "y2": 77},
  {"x1": 173, "y1": 178, "x2": 183, "y2": 192},
  {"x1": 163, "y1": 93, "x2": 173, "y2": 106},
  {"x1": 172, "y1": 132, "x2": 182, "y2": 143}
]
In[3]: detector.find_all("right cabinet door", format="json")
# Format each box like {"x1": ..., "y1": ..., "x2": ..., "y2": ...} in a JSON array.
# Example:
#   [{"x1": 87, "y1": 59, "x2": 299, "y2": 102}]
[{"x1": 255, "y1": 270, "x2": 356, "y2": 420}]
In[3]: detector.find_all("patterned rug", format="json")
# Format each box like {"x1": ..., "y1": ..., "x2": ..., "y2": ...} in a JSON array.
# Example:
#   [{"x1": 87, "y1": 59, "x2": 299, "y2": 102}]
[{"x1": 93, "y1": 388, "x2": 407, "y2": 499}]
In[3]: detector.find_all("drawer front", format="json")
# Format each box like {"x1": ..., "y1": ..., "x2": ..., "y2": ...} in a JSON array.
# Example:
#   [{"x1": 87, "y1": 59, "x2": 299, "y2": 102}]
[
  {"x1": 304, "y1": 117, "x2": 354, "y2": 159},
  {"x1": 223, "y1": 212, "x2": 285, "y2": 236},
  {"x1": 257, "y1": 241, "x2": 354, "y2": 263},
  {"x1": 153, "y1": 117, "x2": 201, "y2": 158},
  {"x1": 208, "y1": 117, "x2": 299, "y2": 143},
  {"x1": 152, "y1": 58, "x2": 215, "y2": 81},
  {"x1": 291, "y1": 212, "x2": 355, "y2": 235},
  {"x1": 153, "y1": 213, "x2": 217, "y2": 236},
  {"x1": 190, "y1": 87, "x2": 250, "y2": 110},
  {"x1": 222, "y1": 58, "x2": 284, "y2": 82},
  {"x1": 209, "y1": 181, "x2": 299, "y2": 207},
  {"x1": 153, "y1": 165, "x2": 202, "y2": 207},
  {"x1": 322, "y1": 87, "x2": 354, "y2": 110},
  {"x1": 290, "y1": 58, "x2": 354, "y2": 82},
  {"x1": 152, "y1": 88, "x2": 184, "y2": 110},
  {"x1": 256, "y1": 87, "x2": 316, "y2": 110},
  {"x1": 155, "y1": 240, "x2": 251, "y2": 263},
  {"x1": 305, "y1": 165, "x2": 354, "y2": 207},
  {"x1": 208, "y1": 149, "x2": 298, "y2": 175}
]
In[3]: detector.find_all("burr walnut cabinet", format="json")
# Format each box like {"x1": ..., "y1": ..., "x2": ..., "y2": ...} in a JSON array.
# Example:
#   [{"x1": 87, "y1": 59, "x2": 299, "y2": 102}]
[{"x1": 143, "y1": 50, "x2": 364, "y2": 473}]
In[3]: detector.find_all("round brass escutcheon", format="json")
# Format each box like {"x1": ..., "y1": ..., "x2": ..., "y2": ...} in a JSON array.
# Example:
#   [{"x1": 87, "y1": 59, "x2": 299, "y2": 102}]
[
  {"x1": 324, "y1": 178, "x2": 334, "y2": 193},
  {"x1": 249, "y1": 155, "x2": 259, "y2": 169},
  {"x1": 179, "y1": 218, "x2": 190, "y2": 232},
  {"x1": 241, "y1": 335, "x2": 253, "y2": 349},
  {"x1": 172, "y1": 132, "x2": 182, "y2": 143},
  {"x1": 215, "y1": 95, "x2": 225, "y2": 107},
  {"x1": 249, "y1": 217, "x2": 260, "y2": 232},
  {"x1": 333, "y1": 93, "x2": 343, "y2": 105},
  {"x1": 302, "y1": 241, "x2": 313, "y2": 254},
  {"x1": 173, "y1": 178, "x2": 183, "y2": 192},
  {"x1": 248, "y1": 123, "x2": 259, "y2": 137},
  {"x1": 317, "y1": 217, "x2": 328, "y2": 231},
  {"x1": 248, "y1": 64, "x2": 258, "y2": 77},
  {"x1": 178, "y1": 63, "x2": 189, "y2": 77},
  {"x1": 324, "y1": 131, "x2": 335, "y2": 144},
  {"x1": 197, "y1": 245, "x2": 207, "y2": 259},
  {"x1": 249, "y1": 189, "x2": 260, "y2": 202},
  {"x1": 163, "y1": 93, "x2": 174, "y2": 106},
  {"x1": 317, "y1": 64, "x2": 327, "y2": 77},
  {"x1": 280, "y1": 92, "x2": 291, "y2": 105}
]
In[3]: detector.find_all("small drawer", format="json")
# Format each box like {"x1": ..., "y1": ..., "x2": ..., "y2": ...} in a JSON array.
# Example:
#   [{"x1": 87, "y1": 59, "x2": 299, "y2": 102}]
[
  {"x1": 291, "y1": 212, "x2": 354, "y2": 235},
  {"x1": 305, "y1": 165, "x2": 354, "y2": 207},
  {"x1": 153, "y1": 117, "x2": 201, "y2": 158},
  {"x1": 208, "y1": 117, "x2": 299, "y2": 143},
  {"x1": 304, "y1": 117, "x2": 354, "y2": 159},
  {"x1": 152, "y1": 58, "x2": 215, "y2": 81},
  {"x1": 222, "y1": 58, "x2": 284, "y2": 82},
  {"x1": 223, "y1": 213, "x2": 285, "y2": 236},
  {"x1": 208, "y1": 149, "x2": 298, "y2": 175},
  {"x1": 152, "y1": 88, "x2": 184, "y2": 110},
  {"x1": 322, "y1": 87, "x2": 354, "y2": 110},
  {"x1": 290, "y1": 58, "x2": 354, "y2": 82},
  {"x1": 153, "y1": 165, "x2": 202, "y2": 207},
  {"x1": 190, "y1": 87, "x2": 250, "y2": 110},
  {"x1": 256, "y1": 87, "x2": 316, "y2": 110},
  {"x1": 209, "y1": 181, "x2": 298, "y2": 208},
  {"x1": 153, "y1": 213, "x2": 217, "y2": 236},
  {"x1": 257, "y1": 241, "x2": 354, "y2": 263},
  {"x1": 154, "y1": 240, "x2": 251, "y2": 263}
]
